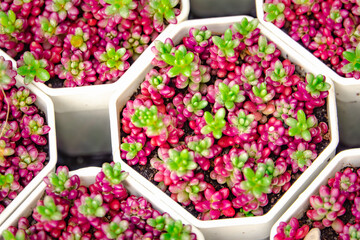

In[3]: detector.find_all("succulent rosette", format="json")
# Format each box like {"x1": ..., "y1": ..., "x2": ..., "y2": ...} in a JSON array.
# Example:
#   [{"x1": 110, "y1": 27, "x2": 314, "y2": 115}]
[
  {"x1": 119, "y1": 21, "x2": 331, "y2": 222},
  {"x1": 2, "y1": 163, "x2": 200, "y2": 240}
]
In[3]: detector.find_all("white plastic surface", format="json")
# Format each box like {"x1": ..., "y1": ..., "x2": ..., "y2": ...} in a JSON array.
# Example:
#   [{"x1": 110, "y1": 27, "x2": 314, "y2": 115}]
[
  {"x1": 0, "y1": 167, "x2": 204, "y2": 240},
  {"x1": 256, "y1": 0, "x2": 360, "y2": 147},
  {"x1": 190, "y1": 0, "x2": 255, "y2": 17},
  {"x1": 0, "y1": 60, "x2": 57, "y2": 226},
  {"x1": 109, "y1": 16, "x2": 339, "y2": 240},
  {"x1": 0, "y1": 1, "x2": 189, "y2": 156},
  {"x1": 270, "y1": 149, "x2": 360, "y2": 239}
]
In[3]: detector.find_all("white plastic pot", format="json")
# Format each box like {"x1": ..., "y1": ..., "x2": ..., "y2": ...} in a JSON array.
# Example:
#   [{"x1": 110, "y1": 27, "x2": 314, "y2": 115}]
[
  {"x1": 0, "y1": 167, "x2": 205, "y2": 240},
  {"x1": 0, "y1": 55, "x2": 57, "y2": 226},
  {"x1": 0, "y1": 1, "x2": 189, "y2": 156},
  {"x1": 270, "y1": 149, "x2": 360, "y2": 239},
  {"x1": 190, "y1": 0, "x2": 255, "y2": 18},
  {"x1": 109, "y1": 15, "x2": 339, "y2": 240},
  {"x1": 256, "y1": 0, "x2": 360, "y2": 147}
]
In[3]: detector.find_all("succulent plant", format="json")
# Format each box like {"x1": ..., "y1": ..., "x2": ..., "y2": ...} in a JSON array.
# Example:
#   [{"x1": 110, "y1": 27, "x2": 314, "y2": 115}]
[
  {"x1": 16, "y1": 52, "x2": 50, "y2": 84},
  {"x1": 9, "y1": 86, "x2": 37, "y2": 117},
  {"x1": 165, "y1": 149, "x2": 197, "y2": 177},
  {"x1": 44, "y1": 166, "x2": 80, "y2": 199},
  {"x1": 263, "y1": 2, "x2": 286, "y2": 28},
  {"x1": 240, "y1": 164, "x2": 273, "y2": 199},
  {"x1": 201, "y1": 108, "x2": 226, "y2": 139},
  {"x1": 328, "y1": 167, "x2": 360, "y2": 201},
  {"x1": 274, "y1": 217, "x2": 310, "y2": 240},
  {"x1": 285, "y1": 110, "x2": 317, "y2": 141},
  {"x1": 104, "y1": 0, "x2": 137, "y2": 19},
  {"x1": 20, "y1": 113, "x2": 50, "y2": 145},
  {"x1": 212, "y1": 28, "x2": 240, "y2": 59},
  {"x1": 215, "y1": 81, "x2": 245, "y2": 111},
  {"x1": 340, "y1": 223, "x2": 360, "y2": 240},
  {"x1": 101, "y1": 215, "x2": 129, "y2": 239},
  {"x1": 14, "y1": 145, "x2": 46, "y2": 171},
  {"x1": 169, "y1": 173, "x2": 207, "y2": 205},
  {"x1": 0, "y1": 56, "x2": 16, "y2": 89},
  {"x1": 102, "y1": 162, "x2": 128, "y2": 185},
  {"x1": 342, "y1": 42, "x2": 360, "y2": 74},
  {"x1": 94, "y1": 43, "x2": 131, "y2": 82},
  {"x1": 0, "y1": 140, "x2": 15, "y2": 165},
  {"x1": 231, "y1": 17, "x2": 259, "y2": 43},
  {"x1": 151, "y1": 38, "x2": 175, "y2": 67},
  {"x1": 45, "y1": 0, "x2": 80, "y2": 21},
  {"x1": 34, "y1": 13, "x2": 68, "y2": 46},
  {"x1": 182, "y1": 92, "x2": 208, "y2": 117},
  {"x1": 249, "y1": 35, "x2": 276, "y2": 60},
  {"x1": 195, "y1": 187, "x2": 235, "y2": 220},
  {"x1": 304, "y1": 73, "x2": 331, "y2": 98},
  {"x1": 142, "y1": 0, "x2": 180, "y2": 32},
  {"x1": 0, "y1": 172, "x2": 19, "y2": 201},
  {"x1": 131, "y1": 105, "x2": 169, "y2": 137},
  {"x1": 161, "y1": 45, "x2": 198, "y2": 78},
  {"x1": 306, "y1": 185, "x2": 346, "y2": 232},
  {"x1": 183, "y1": 27, "x2": 212, "y2": 54},
  {"x1": 0, "y1": 10, "x2": 24, "y2": 36}
]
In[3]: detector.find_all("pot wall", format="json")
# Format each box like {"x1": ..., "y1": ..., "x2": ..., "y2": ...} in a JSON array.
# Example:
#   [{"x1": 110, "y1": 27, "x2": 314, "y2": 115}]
[
  {"x1": 109, "y1": 15, "x2": 339, "y2": 240},
  {"x1": 0, "y1": 58, "x2": 57, "y2": 226},
  {"x1": 270, "y1": 149, "x2": 360, "y2": 239},
  {"x1": 0, "y1": 167, "x2": 205, "y2": 240},
  {"x1": 256, "y1": 0, "x2": 360, "y2": 148}
]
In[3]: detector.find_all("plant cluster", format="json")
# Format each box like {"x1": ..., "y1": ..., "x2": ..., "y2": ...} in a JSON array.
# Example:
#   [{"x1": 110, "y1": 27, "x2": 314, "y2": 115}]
[
  {"x1": 263, "y1": 0, "x2": 360, "y2": 79},
  {"x1": 274, "y1": 167, "x2": 360, "y2": 239},
  {"x1": 3, "y1": 162, "x2": 199, "y2": 240},
  {"x1": 0, "y1": 0, "x2": 182, "y2": 87},
  {"x1": 120, "y1": 17, "x2": 331, "y2": 220},
  {"x1": 0, "y1": 56, "x2": 50, "y2": 214}
]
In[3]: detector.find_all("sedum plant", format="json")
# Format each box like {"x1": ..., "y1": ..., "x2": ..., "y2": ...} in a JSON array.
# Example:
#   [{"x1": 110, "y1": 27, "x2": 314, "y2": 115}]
[{"x1": 16, "y1": 52, "x2": 50, "y2": 84}]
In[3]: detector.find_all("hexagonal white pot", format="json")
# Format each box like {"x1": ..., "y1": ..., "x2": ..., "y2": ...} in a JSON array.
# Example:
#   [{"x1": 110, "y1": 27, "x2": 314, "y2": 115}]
[
  {"x1": 0, "y1": 1, "x2": 189, "y2": 156},
  {"x1": 256, "y1": 0, "x2": 360, "y2": 148},
  {"x1": 270, "y1": 149, "x2": 360, "y2": 239},
  {"x1": 0, "y1": 57, "x2": 57, "y2": 226},
  {"x1": 109, "y1": 15, "x2": 339, "y2": 240},
  {"x1": 0, "y1": 167, "x2": 205, "y2": 240}
]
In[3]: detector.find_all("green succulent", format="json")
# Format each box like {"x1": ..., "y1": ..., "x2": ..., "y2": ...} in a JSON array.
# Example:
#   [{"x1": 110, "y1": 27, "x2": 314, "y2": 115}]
[
  {"x1": 201, "y1": 108, "x2": 226, "y2": 139},
  {"x1": 17, "y1": 52, "x2": 50, "y2": 84}
]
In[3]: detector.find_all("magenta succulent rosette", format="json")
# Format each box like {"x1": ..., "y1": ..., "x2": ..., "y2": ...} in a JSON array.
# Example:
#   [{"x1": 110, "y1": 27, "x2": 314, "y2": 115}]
[
  {"x1": 2, "y1": 162, "x2": 200, "y2": 240},
  {"x1": 274, "y1": 166, "x2": 360, "y2": 240},
  {"x1": 262, "y1": 0, "x2": 360, "y2": 80},
  {"x1": 0, "y1": 56, "x2": 50, "y2": 213},
  {"x1": 0, "y1": 0, "x2": 183, "y2": 87},
  {"x1": 119, "y1": 18, "x2": 332, "y2": 221}
]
